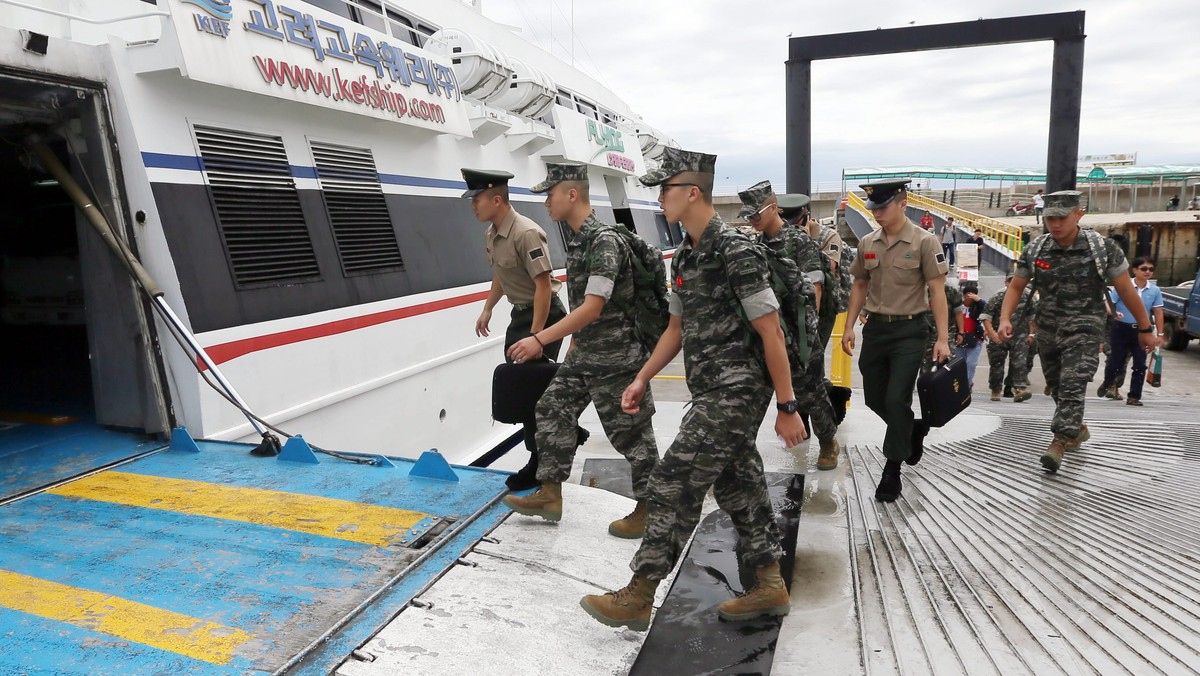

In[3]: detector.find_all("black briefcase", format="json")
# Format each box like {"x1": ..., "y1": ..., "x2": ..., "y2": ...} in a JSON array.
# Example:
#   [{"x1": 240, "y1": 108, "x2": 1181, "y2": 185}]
[
  {"x1": 916, "y1": 355, "x2": 971, "y2": 428},
  {"x1": 492, "y1": 361, "x2": 559, "y2": 424}
]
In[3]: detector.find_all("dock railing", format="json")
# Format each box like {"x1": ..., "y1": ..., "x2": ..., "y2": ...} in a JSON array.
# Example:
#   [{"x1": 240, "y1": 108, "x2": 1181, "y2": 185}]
[{"x1": 906, "y1": 192, "x2": 1025, "y2": 258}]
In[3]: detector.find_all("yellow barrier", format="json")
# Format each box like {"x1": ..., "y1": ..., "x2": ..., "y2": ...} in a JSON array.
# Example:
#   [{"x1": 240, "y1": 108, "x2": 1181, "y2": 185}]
[
  {"x1": 905, "y1": 192, "x2": 1024, "y2": 257},
  {"x1": 829, "y1": 312, "x2": 852, "y2": 388}
]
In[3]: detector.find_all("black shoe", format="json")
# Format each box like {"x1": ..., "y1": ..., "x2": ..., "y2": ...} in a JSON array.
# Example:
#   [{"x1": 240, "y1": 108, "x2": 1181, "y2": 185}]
[
  {"x1": 827, "y1": 385, "x2": 852, "y2": 425},
  {"x1": 1002, "y1": 388, "x2": 1014, "y2": 398},
  {"x1": 907, "y1": 420, "x2": 930, "y2": 466},
  {"x1": 576, "y1": 426, "x2": 591, "y2": 447},
  {"x1": 875, "y1": 460, "x2": 902, "y2": 502},
  {"x1": 1096, "y1": 384, "x2": 1109, "y2": 398},
  {"x1": 505, "y1": 452, "x2": 541, "y2": 491}
]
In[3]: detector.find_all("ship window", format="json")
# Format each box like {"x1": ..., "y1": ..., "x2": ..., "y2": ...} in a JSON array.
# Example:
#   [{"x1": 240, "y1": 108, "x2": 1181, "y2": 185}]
[
  {"x1": 655, "y1": 213, "x2": 682, "y2": 248},
  {"x1": 388, "y1": 14, "x2": 419, "y2": 46},
  {"x1": 193, "y1": 125, "x2": 322, "y2": 287},
  {"x1": 348, "y1": 0, "x2": 386, "y2": 33},
  {"x1": 556, "y1": 89, "x2": 573, "y2": 108},
  {"x1": 575, "y1": 97, "x2": 599, "y2": 120},
  {"x1": 310, "y1": 141, "x2": 405, "y2": 275},
  {"x1": 305, "y1": 0, "x2": 355, "y2": 22}
]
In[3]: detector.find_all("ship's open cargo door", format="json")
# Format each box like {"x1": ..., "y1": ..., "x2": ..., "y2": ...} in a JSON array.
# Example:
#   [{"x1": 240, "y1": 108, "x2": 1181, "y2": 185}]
[{"x1": 0, "y1": 73, "x2": 168, "y2": 500}]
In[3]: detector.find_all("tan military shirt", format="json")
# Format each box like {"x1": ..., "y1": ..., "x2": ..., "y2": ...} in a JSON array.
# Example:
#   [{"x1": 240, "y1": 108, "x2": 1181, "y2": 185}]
[
  {"x1": 810, "y1": 222, "x2": 844, "y2": 266},
  {"x1": 849, "y1": 219, "x2": 948, "y2": 315},
  {"x1": 484, "y1": 207, "x2": 561, "y2": 304}
]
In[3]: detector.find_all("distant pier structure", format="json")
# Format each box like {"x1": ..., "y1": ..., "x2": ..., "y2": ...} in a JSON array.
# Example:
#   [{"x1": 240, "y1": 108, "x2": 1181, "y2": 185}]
[{"x1": 785, "y1": 12, "x2": 1087, "y2": 196}]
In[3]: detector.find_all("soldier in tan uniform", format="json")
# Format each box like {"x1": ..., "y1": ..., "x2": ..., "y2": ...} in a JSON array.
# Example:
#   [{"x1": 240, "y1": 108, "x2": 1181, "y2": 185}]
[
  {"x1": 842, "y1": 179, "x2": 949, "y2": 502},
  {"x1": 463, "y1": 168, "x2": 583, "y2": 491}
]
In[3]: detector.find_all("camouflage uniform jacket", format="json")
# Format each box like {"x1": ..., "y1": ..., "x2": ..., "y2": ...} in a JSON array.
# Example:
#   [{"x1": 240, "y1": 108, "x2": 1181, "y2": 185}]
[
  {"x1": 670, "y1": 214, "x2": 779, "y2": 395},
  {"x1": 979, "y1": 288, "x2": 1035, "y2": 335},
  {"x1": 563, "y1": 211, "x2": 647, "y2": 374},
  {"x1": 1014, "y1": 230, "x2": 1128, "y2": 332},
  {"x1": 762, "y1": 225, "x2": 824, "y2": 290}
]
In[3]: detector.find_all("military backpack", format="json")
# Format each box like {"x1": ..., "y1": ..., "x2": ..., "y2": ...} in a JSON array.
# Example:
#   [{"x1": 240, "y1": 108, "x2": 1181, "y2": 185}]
[
  {"x1": 584, "y1": 224, "x2": 670, "y2": 354},
  {"x1": 715, "y1": 228, "x2": 820, "y2": 373},
  {"x1": 820, "y1": 226, "x2": 854, "y2": 314}
]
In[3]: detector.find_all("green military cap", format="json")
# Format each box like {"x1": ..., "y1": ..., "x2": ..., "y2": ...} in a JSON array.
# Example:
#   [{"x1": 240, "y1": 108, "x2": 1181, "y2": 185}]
[
  {"x1": 531, "y1": 161, "x2": 588, "y2": 194},
  {"x1": 777, "y1": 193, "x2": 811, "y2": 219},
  {"x1": 1042, "y1": 190, "x2": 1083, "y2": 218},
  {"x1": 460, "y1": 168, "x2": 515, "y2": 198},
  {"x1": 860, "y1": 178, "x2": 912, "y2": 210},
  {"x1": 637, "y1": 146, "x2": 717, "y2": 187},
  {"x1": 737, "y1": 180, "x2": 775, "y2": 218}
]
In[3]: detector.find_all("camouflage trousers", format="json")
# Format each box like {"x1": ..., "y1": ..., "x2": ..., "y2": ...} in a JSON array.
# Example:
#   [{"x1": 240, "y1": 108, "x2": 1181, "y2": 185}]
[
  {"x1": 1038, "y1": 324, "x2": 1102, "y2": 439},
  {"x1": 987, "y1": 334, "x2": 1031, "y2": 391},
  {"x1": 795, "y1": 347, "x2": 837, "y2": 442},
  {"x1": 534, "y1": 365, "x2": 658, "y2": 501},
  {"x1": 631, "y1": 385, "x2": 780, "y2": 580}
]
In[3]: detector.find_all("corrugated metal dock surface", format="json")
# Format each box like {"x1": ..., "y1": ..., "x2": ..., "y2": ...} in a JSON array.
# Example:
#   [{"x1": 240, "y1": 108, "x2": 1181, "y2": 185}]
[{"x1": 845, "y1": 395, "x2": 1200, "y2": 676}]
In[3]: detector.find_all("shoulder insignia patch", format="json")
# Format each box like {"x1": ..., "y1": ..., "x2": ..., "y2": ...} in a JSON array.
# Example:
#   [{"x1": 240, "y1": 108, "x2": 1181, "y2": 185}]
[
  {"x1": 529, "y1": 248, "x2": 544, "y2": 260},
  {"x1": 935, "y1": 252, "x2": 946, "y2": 264},
  {"x1": 829, "y1": 244, "x2": 839, "y2": 253},
  {"x1": 1035, "y1": 259, "x2": 1051, "y2": 270}
]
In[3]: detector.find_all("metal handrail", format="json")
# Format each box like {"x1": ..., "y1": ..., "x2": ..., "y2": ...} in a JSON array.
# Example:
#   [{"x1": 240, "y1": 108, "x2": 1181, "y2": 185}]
[
  {"x1": 0, "y1": 0, "x2": 168, "y2": 24},
  {"x1": 906, "y1": 192, "x2": 1024, "y2": 257}
]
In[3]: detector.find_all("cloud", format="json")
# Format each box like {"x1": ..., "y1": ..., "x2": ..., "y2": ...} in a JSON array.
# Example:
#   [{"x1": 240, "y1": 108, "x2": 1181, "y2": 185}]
[{"x1": 484, "y1": 0, "x2": 1200, "y2": 186}]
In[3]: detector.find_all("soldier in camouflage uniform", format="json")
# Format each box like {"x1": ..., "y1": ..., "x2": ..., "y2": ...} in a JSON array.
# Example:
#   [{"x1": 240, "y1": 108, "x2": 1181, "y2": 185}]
[
  {"x1": 779, "y1": 193, "x2": 850, "y2": 348},
  {"x1": 740, "y1": 181, "x2": 841, "y2": 471},
  {"x1": 503, "y1": 162, "x2": 658, "y2": 538},
  {"x1": 1000, "y1": 191, "x2": 1155, "y2": 472},
  {"x1": 923, "y1": 283, "x2": 963, "y2": 368},
  {"x1": 981, "y1": 272, "x2": 1036, "y2": 402},
  {"x1": 580, "y1": 148, "x2": 806, "y2": 632}
]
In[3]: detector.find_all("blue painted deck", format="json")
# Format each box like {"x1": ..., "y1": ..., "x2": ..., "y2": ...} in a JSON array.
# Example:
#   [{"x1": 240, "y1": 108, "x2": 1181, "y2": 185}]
[
  {"x1": 0, "y1": 416, "x2": 163, "y2": 501},
  {"x1": 0, "y1": 437, "x2": 512, "y2": 674}
]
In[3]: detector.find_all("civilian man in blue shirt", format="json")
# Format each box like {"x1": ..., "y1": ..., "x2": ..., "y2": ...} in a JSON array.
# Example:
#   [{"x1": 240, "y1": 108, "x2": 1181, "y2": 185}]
[{"x1": 1097, "y1": 257, "x2": 1165, "y2": 406}]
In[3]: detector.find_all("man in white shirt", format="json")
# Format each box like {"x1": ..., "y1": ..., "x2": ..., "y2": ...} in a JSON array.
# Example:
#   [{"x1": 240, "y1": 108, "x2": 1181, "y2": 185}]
[{"x1": 940, "y1": 217, "x2": 958, "y2": 268}]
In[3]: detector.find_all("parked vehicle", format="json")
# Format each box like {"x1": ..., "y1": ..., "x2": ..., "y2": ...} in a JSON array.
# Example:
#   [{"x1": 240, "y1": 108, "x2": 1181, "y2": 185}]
[
  {"x1": 1005, "y1": 201, "x2": 1036, "y2": 216},
  {"x1": 1160, "y1": 270, "x2": 1200, "y2": 350}
]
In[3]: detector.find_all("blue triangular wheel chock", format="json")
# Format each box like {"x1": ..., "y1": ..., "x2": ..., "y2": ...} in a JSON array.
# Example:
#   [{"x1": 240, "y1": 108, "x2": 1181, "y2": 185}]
[
  {"x1": 409, "y1": 449, "x2": 459, "y2": 482},
  {"x1": 170, "y1": 427, "x2": 201, "y2": 453},
  {"x1": 278, "y1": 435, "x2": 320, "y2": 464}
]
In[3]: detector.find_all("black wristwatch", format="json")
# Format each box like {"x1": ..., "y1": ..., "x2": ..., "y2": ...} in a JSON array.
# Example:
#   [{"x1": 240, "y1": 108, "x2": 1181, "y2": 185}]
[
  {"x1": 777, "y1": 400, "x2": 800, "y2": 414},
  {"x1": 1139, "y1": 325, "x2": 1154, "y2": 334}
]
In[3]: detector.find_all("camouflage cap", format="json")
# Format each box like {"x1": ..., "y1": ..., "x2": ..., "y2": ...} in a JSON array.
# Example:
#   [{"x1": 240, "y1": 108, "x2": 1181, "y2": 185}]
[
  {"x1": 1042, "y1": 190, "x2": 1083, "y2": 218},
  {"x1": 860, "y1": 178, "x2": 912, "y2": 210},
  {"x1": 777, "y1": 193, "x2": 812, "y2": 219},
  {"x1": 637, "y1": 146, "x2": 717, "y2": 187},
  {"x1": 531, "y1": 161, "x2": 589, "y2": 194},
  {"x1": 460, "y1": 168, "x2": 515, "y2": 198},
  {"x1": 737, "y1": 180, "x2": 775, "y2": 218}
]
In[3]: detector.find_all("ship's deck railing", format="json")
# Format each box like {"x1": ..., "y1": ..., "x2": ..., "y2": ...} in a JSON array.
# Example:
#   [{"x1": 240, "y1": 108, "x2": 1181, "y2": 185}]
[{"x1": 0, "y1": 0, "x2": 167, "y2": 25}]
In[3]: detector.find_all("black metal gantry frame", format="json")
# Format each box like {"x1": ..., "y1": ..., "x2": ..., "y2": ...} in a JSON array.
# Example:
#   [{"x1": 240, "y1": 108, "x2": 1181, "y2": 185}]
[{"x1": 786, "y1": 11, "x2": 1086, "y2": 195}]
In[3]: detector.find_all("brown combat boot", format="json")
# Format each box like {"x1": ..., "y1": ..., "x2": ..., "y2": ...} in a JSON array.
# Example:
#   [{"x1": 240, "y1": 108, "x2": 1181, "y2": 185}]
[
  {"x1": 718, "y1": 561, "x2": 791, "y2": 621},
  {"x1": 501, "y1": 482, "x2": 562, "y2": 522},
  {"x1": 816, "y1": 438, "x2": 840, "y2": 471},
  {"x1": 1064, "y1": 424, "x2": 1090, "y2": 450},
  {"x1": 990, "y1": 388, "x2": 1002, "y2": 402},
  {"x1": 1013, "y1": 387, "x2": 1032, "y2": 403},
  {"x1": 608, "y1": 501, "x2": 648, "y2": 539},
  {"x1": 580, "y1": 574, "x2": 659, "y2": 631},
  {"x1": 1041, "y1": 435, "x2": 1068, "y2": 472}
]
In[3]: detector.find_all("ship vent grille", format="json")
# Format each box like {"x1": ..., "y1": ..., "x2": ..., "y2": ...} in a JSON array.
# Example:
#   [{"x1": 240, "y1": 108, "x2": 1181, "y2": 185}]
[
  {"x1": 194, "y1": 125, "x2": 321, "y2": 287},
  {"x1": 311, "y1": 141, "x2": 404, "y2": 274}
]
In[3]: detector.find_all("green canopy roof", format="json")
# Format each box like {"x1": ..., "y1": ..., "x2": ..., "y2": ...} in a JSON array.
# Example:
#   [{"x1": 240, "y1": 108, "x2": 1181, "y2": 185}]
[{"x1": 843, "y1": 164, "x2": 1200, "y2": 185}]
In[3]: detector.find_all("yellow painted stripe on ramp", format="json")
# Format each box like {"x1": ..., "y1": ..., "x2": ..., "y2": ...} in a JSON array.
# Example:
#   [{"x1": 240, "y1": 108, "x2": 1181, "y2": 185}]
[
  {"x1": 652, "y1": 375, "x2": 686, "y2": 381},
  {"x1": 48, "y1": 471, "x2": 431, "y2": 547},
  {"x1": 0, "y1": 568, "x2": 253, "y2": 665}
]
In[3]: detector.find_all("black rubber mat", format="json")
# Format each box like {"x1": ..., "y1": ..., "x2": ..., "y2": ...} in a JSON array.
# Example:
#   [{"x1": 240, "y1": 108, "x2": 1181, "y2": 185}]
[{"x1": 630, "y1": 472, "x2": 804, "y2": 676}]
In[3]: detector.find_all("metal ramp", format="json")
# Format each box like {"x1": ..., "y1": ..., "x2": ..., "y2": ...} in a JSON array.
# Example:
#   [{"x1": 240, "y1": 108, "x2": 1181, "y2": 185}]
[{"x1": 844, "y1": 410, "x2": 1200, "y2": 675}]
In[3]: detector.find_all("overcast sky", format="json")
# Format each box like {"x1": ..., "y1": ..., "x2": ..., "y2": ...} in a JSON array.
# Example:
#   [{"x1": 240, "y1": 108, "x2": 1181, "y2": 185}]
[{"x1": 482, "y1": 0, "x2": 1199, "y2": 193}]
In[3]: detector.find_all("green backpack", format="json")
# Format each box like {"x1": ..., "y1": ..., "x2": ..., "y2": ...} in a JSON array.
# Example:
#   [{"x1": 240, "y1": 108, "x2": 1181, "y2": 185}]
[
  {"x1": 585, "y1": 224, "x2": 670, "y2": 353},
  {"x1": 716, "y1": 228, "x2": 820, "y2": 372}
]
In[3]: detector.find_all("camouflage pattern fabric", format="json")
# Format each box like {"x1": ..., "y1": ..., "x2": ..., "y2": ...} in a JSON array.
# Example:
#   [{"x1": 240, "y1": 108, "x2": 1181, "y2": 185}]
[
  {"x1": 535, "y1": 368, "x2": 657, "y2": 498},
  {"x1": 820, "y1": 225, "x2": 852, "y2": 314},
  {"x1": 981, "y1": 288, "x2": 1035, "y2": 390},
  {"x1": 757, "y1": 226, "x2": 836, "y2": 442},
  {"x1": 737, "y1": 180, "x2": 774, "y2": 218},
  {"x1": 531, "y1": 161, "x2": 588, "y2": 194},
  {"x1": 562, "y1": 212, "x2": 650, "y2": 375},
  {"x1": 631, "y1": 385, "x2": 780, "y2": 579},
  {"x1": 1015, "y1": 229, "x2": 1128, "y2": 437},
  {"x1": 923, "y1": 283, "x2": 963, "y2": 367},
  {"x1": 638, "y1": 147, "x2": 717, "y2": 187},
  {"x1": 1042, "y1": 190, "x2": 1082, "y2": 218},
  {"x1": 534, "y1": 211, "x2": 657, "y2": 489},
  {"x1": 631, "y1": 213, "x2": 781, "y2": 580}
]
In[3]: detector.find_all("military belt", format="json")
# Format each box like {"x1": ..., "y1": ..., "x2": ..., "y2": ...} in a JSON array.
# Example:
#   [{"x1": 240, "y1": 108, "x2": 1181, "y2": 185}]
[
  {"x1": 868, "y1": 311, "x2": 928, "y2": 323},
  {"x1": 510, "y1": 302, "x2": 534, "y2": 312}
]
